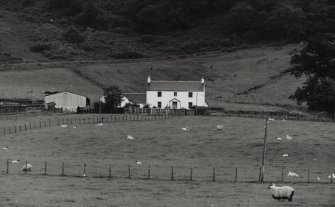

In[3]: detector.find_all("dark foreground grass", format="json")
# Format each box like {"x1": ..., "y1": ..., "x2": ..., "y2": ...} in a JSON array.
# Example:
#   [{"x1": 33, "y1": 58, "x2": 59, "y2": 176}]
[
  {"x1": 0, "y1": 116, "x2": 334, "y2": 206},
  {"x1": 0, "y1": 175, "x2": 334, "y2": 207}
]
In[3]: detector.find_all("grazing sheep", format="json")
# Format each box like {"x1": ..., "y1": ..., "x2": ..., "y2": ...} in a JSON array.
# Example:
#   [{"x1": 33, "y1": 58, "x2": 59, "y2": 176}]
[
  {"x1": 282, "y1": 154, "x2": 289, "y2": 157},
  {"x1": 328, "y1": 173, "x2": 335, "y2": 179},
  {"x1": 287, "y1": 171, "x2": 299, "y2": 177},
  {"x1": 2, "y1": 146, "x2": 8, "y2": 150},
  {"x1": 268, "y1": 183, "x2": 294, "y2": 202},
  {"x1": 60, "y1": 124, "x2": 68, "y2": 128},
  {"x1": 285, "y1": 135, "x2": 292, "y2": 140},
  {"x1": 276, "y1": 137, "x2": 282, "y2": 140},
  {"x1": 181, "y1": 127, "x2": 189, "y2": 131},
  {"x1": 216, "y1": 125, "x2": 224, "y2": 130},
  {"x1": 96, "y1": 123, "x2": 103, "y2": 127},
  {"x1": 127, "y1": 135, "x2": 134, "y2": 140},
  {"x1": 136, "y1": 161, "x2": 142, "y2": 165},
  {"x1": 22, "y1": 163, "x2": 32, "y2": 173},
  {"x1": 11, "y1": 159, "x2": 20, "y2": 164}
]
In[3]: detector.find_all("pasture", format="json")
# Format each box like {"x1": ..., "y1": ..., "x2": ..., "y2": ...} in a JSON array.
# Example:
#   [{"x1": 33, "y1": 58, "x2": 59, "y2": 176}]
[{"x1": 0, "y1": 115, "x2": 334, "y2": 206}]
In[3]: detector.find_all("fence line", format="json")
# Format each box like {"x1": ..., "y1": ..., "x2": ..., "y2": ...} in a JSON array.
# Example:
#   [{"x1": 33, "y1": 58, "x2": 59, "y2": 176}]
[
  {"x1": 3, "y1": 161, "x2": 334, "y2": 184},
  {"x1": 2, "y1": 114, "x2": 169, "y2": 136}
]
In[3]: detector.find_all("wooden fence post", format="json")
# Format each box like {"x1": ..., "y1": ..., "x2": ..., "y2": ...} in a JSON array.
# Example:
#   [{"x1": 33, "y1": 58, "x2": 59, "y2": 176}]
[
  {"x1": 235, "y1": 168, "x2": 238, "y2": 182},
  {"x1": 190, "y1": 167, "x2": 193, "y2": 181},
  {"x1": 147, "y1": 164, "x2": 151, "y2": 179},
  {"x1": 171, "y1": 166, "x2": 174, "y2": 181},
  {"x1": 128, "y1": 165, "x2": 131, "y2": 178},
  {"x1": 83, "y1": 163, "x2": 86, "y2": 177},
  {"x1": 212, "y1": 167, "x2": 216, "y2": 182},
  {"x1": 45, "y1": 162, "x2": 47, "y2": 175},
  {"x1": 61, "y1": 161, "x2": 64, "y2": 176},
  {"x1": 281, "y1": 167, "x2": 284, "y2": 182},
  {"x1": 25, "y1": 161, "x2": 28, "y2": 175},
  {"x1": 6, "y1": 159, "x2": 9, "y2": 174},
  {"x1": 307, "y1": 168, "x2": 310, "y2": 183},
  {"x1": 331, "y1": 173, "x2": 333, "y2": 183},
  {"x1": 109, "y1": 164, "x2": 112, "y2": 178}
]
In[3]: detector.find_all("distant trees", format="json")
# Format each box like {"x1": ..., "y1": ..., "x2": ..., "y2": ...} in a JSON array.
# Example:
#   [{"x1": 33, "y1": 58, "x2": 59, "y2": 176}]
[
  {"x1": 103, "y1": 85, "x2": 123, "y2": 112},
  {"x1": 289, "y1": 33, "x2": 335, "y2": 115}
]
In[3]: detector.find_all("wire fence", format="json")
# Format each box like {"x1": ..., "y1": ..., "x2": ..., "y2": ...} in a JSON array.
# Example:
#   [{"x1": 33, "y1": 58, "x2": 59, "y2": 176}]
[
  {"x1": 2, "y1": 161, "x2": 334, "y2": 184},
  {"x1": 1, "y1": 113, "x2": 169, "y2": 136}
]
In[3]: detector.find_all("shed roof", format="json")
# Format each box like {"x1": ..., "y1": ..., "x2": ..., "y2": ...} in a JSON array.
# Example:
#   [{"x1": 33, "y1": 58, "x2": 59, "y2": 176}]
[
  {"x1": 45, "y1": 91, "x2": 88, "y2": 98},
  {"x1": 124, "y1": 93, "x2": 146, "y2": 104},
  {"x1": 148, "y1": 81, "x2": 203, "y2": 92}
]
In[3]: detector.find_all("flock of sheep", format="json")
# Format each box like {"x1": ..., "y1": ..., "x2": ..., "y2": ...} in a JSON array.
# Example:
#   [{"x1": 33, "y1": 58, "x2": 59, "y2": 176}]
[{"x1": 2, "y1": 116, "x2": 333, "y2": 203}]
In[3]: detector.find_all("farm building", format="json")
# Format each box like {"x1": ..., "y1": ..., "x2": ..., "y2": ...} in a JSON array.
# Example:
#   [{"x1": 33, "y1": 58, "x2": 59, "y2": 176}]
[
  {"x1": 44, "y1": 91, "x2": 90, "y2": 112},
  {"x1": 100, "y1": 93, "x2": 146, "y2": 108},
  {"x1": 146, "y1": 76, "x2": 208, "y2": 109}
]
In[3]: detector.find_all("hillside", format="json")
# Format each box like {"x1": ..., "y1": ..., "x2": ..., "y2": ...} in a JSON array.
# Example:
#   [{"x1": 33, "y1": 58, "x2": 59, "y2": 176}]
[
  {"x1": 1, "y1": 0, "x2": 335, "y2": 62},
  {"x1": 0, "y1": 44, "x2": 305, "y2": 111}
]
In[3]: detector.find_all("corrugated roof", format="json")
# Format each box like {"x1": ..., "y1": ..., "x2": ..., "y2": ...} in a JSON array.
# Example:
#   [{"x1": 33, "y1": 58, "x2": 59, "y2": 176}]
[
  {"x1": 148, "y1": 81, "x2": 203, "y2": 92},
  {"x1": 45, "y1": 91, "x2": 88, "y2": 98},
  {"x1": 124, "y1": 93, "x2": 146, "y2": 104}
]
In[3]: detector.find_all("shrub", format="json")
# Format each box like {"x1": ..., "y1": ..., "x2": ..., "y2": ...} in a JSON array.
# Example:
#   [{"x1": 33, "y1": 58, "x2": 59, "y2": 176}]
[
  {"x1": 30, "y1": 42, "x2": 54, "y2": 53},
  {"x1": 113, "y1": 51, "x2": 145, "y2": 59},
  {"x1": 63, "y1": 26, "x2": 85, "y2": 43}
]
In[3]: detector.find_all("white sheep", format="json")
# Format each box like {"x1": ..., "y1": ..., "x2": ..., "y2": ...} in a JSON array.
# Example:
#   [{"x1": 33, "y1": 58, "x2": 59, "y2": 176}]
[
  {"x1": 181, "y1": 127, "x2": 189, "y2": 131},
  {"x1": 268, "y1": 183, "x2": 294, "y2": 202},
  {"x1": 216, "y1": 125, "x2": 224, "y2": 130},
  {"x1": 60, "y1": 124, "x2": 68, "y2": 128},
  {"x1": 127, "y1": 135, "x2": 134, "y2": 140},
  {"x1": 22, "y1": 163, "x2": 32, "y2": 173},
  {"x1": 96, "y1": 123, "x2": 103, "y2": 127}
]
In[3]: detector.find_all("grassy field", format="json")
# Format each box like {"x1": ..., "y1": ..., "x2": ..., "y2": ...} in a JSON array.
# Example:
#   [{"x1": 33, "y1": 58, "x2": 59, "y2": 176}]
[{"x1": 0, "y1": 115, "x2": 334, "y2": 206}]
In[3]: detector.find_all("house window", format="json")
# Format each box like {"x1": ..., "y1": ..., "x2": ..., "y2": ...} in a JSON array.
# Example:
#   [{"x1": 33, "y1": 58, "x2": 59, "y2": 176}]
[
  {"x1": 174, "y1": 92, "x2": 177, "y2": 96},
  {"x1": 157, "y1": 91, "x2": 162, "y2": 97},
  {"x1": 158, "y1": 102, "x2": 162, "y2": 108},
  {"x1": 188, "y1": 92, "x2": 193, "y2": 97},
  {"x1": 188, "y1": 102, "x2": 193, "y2": 109}
]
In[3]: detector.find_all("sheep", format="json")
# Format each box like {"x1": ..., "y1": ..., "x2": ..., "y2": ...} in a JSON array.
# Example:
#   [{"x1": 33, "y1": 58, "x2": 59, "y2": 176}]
[
  {"x1": 276, "y1": 137, "x2": 282, "y2": 140},
  {"x1": 60, "y1": 124, "x2": 68, "y2": 128},
  {"x1": 181, "y1": 127, "x2": 189, "y2": 131},
  {"x1": 216, "y1": 125, "x2": 224, "y2": 130},
  {"x1": 268, "y1": 183, "x2": 294, "y2": 202},
  {"x1": 126, "y1": 135, "x2": 134, "y2": 140},
  {"x1": 2, "y1": 146, "x2": 8, "y2": 150},
  {"x1": 22, "y1": 163, "x2": 32, "y2": 173},
  {"x1": 10, "y1": 159, "x2": 20, "y2": 164},
  {"x1": 136, "y1": 161, "x2": 142, "y2": 165},
  {"x1": 285, "y1": 135, "x2": 292, "y2": 140},
  {"x1": 96, "y1": 123, "x2": 103, "y2": 127},
  {"x1": 287, "y1": 171, "x2": 299, "y2": 177},
  {"x1": 282, "y1": 154, "x2": 289, "y2": 157}
]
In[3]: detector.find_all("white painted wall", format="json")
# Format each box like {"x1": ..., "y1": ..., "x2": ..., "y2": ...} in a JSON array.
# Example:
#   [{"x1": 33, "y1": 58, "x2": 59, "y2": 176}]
[
  {"x1": 45, "y1": 92, "x2": 87, "y2": 112},
  {"x1": 146, "y1": 91, "x2": 207, "y2": 109}
]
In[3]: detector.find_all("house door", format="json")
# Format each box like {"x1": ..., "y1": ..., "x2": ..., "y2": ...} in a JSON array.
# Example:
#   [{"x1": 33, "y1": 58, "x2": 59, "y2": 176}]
[{"x1": 172, "y1": 101, "x2": 178, "y2": 109}]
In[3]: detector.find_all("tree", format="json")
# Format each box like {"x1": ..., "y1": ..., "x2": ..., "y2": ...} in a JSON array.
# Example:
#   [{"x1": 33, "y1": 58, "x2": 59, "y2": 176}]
[
  {"x1": 289, "y1": 33, "x2": 335, "y2": 115},
  {"x1": 103, "y1": 85, "x2": 123, "y2": 112}
]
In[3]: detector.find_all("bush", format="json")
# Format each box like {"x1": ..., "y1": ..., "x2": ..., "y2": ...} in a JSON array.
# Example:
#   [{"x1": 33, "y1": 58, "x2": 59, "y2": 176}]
[
  {"x1": 113, "y1": 51, "x2": 145, "y2": 59},
  {"x1": 63, "y1": 26, "x2": 85, "y2": 43},
  {"x1": 30, "y1": 42, "x2": 54, "y2": 53}
]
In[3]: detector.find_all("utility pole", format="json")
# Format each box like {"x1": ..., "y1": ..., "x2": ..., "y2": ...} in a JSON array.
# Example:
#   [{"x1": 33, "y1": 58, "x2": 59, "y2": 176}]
[{"x1": 260, "y1": 117, "x2": 269, "y2": 182}]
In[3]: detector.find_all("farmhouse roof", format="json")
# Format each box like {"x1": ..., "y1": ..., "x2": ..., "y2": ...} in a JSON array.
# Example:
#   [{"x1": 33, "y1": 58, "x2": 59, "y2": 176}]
[
  {"x1": 44, "y1": 91, "x2": 88, "y2": 98},
  {"x1": 124, "y1": 93, "x2": 146, "y2": 104},
  {"x1": 148, "y1": 81, "x2": 204, "y2": 92}
]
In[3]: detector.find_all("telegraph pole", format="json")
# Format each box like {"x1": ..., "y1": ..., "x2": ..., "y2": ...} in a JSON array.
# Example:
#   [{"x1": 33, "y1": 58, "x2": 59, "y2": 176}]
[{"x1": 260, "y1": 117, "x2": 269, "y2": 182}]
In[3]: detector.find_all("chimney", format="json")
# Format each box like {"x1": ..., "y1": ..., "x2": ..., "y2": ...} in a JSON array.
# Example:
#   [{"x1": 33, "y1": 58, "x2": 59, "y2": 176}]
[
  {"x1": 147, "y1": 76, "x2": 151, "y2": 84},
  {"x1": 201, "y1": 76, "x2": 205, "y2": 84}
]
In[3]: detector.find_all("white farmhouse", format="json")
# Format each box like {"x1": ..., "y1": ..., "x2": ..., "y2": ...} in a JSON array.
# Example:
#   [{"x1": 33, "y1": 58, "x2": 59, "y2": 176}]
[
  {"x1": 146, "y1": 76, "x2": 208, "y2": 109},
  {"x1": 44, "y1": 91, "x2": 90, "y2": 112}
]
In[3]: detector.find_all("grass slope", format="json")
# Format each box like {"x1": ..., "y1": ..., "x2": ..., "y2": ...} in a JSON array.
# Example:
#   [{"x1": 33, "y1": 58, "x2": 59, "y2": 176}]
[
  {"x1": 72, "y1": 44, "x2": 305, "y2": 109},
  {"x1": 0, "y1": 44, "x2": 304, "y2": 111}
]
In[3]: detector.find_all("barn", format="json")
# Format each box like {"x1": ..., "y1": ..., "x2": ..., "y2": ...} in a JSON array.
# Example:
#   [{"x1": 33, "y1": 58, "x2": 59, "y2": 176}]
[{"x1": 44, "y1": 91, "x2": 90, "y2": 112}]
